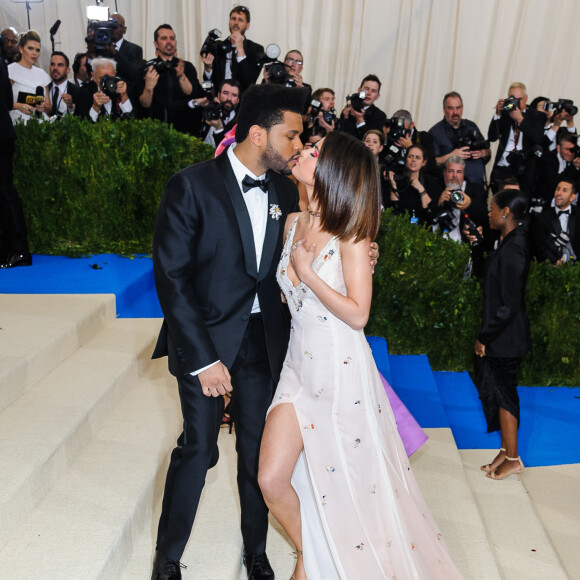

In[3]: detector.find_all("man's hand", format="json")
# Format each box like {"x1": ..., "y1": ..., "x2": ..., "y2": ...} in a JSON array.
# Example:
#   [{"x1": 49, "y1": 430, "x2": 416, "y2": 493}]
[
  {"x1": 351, "y1": 108, "x2": 365, "y2": 125},
  {"x1": 495, "y1": 99, "x2": 505, "y2": 116},
  {"x1": 116, "y1": 80, "x2": 129, "y2": 103},
  {"x1": 573, "y1": 157, "x2": 580, "y2": 169},
  {"x1": 318, "y1": 112, "x2": 335, "y2": 132},
  {"x1": 201, "y1": 52, "x2": 214, "y2": 72},
  {"x1": 453, "y1": 145, "x2": 472, "y2": 160},
  {"x1": 175, "y1": 58, "x2": 186, "y2": 79},
  {"x1": 341, "y1": 104, "x2": 352, "y2": 119},
  {"x1": 438, "y1": 188, "x2": 452, "y2": 206},
  {"x1": 396, "y1": 135, "x2": 413, "y2": 149},
  {"x1": 509, "y1": 106, "x2": 524, "y2": 125},
  {"x1": 92, "y1": 89, "x2": 110, "y2": 112},
  {"x1": 288, "y1": 71, "x2": 304, "y2": 87},
  {"x1": 198, "y1": 362, "x2": 233, "y2": 397},
  {"x1": 475, "y1": 339, "x2": 486, "y2": 357},
  {"x1": 230, "y1": 32, "x2": 245, "y2": 56},
  {"x1": 456, "y1": 192, "x2": 472, "y2": 211},
  {"x1": 144, "y1": 65, "x2": 160, "y2": 90},
  {"x1": 61, "y1": 92, "x2": 74, "y2": 109}
]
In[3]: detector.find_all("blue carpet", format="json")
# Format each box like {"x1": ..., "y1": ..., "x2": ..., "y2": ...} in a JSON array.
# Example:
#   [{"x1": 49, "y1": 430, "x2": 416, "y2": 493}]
[
  {"x1": 2, "y1": 254, "x2": 578, "y2": 467},
  {"x1": 434, "y1": 371, "x2": 580, "y2": 467},
  {"x1": 0, "y1": 254, "x2": 162, "y2": 318}
]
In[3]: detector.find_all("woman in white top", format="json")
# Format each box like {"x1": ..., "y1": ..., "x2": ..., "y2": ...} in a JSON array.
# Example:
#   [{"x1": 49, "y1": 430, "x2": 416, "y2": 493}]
[{"x1": 8, "y1": 30, "x2": 50, "y2": 125}]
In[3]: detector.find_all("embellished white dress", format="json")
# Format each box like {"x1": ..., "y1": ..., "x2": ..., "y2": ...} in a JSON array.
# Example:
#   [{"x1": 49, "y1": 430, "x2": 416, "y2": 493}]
[{"x1": 268, "y1": 218, "x2": 463, "y2": 580}]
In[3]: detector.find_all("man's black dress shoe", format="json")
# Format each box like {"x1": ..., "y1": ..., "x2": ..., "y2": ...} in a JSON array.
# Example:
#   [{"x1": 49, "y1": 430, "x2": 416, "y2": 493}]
[
  {"x1": 151, "y1": 551, "x2": 185, "y2": 580},
  {"x1": 244, "y1": 552, "x2": 275, "y2": 580},
  {"x1": 0, "y1": 253, "x2": 32, "y2": 269}
]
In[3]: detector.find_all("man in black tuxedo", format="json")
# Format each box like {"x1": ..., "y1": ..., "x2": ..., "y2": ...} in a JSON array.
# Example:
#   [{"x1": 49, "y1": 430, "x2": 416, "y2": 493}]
[
  {"x1": 151, "y1": 84, "x2": 309, "y2": 580},
  {"x1": 110, "y1": 13, "x2": 144, "y2": 66},
  {"x1": 201, "y1": 79, "x2": 241, "y2": 147},
  {"x1": 0, "y1": 54, "x2": 31, "y2": 268},
  {"x1": 75, "y1": 57, "x2": 133, "y2": 121},
  {"x1": 488, "y1": 82, "x2": 545, "y2": 196},
  {"x1": 202, "y1": 6, "x2": 264, "y2": 95},
  {"x1": 44, "y1": 52, "x2": 79, "y2": 117},
  {"x1": 535, "y1": 132, "x2": 580, "y2": 207},
  {"x1": 531, "y1": 177, "x2": 579, "y2": 264},
  {"x1": 337, "y1": 74, "x2": 387, "y2": 140}
]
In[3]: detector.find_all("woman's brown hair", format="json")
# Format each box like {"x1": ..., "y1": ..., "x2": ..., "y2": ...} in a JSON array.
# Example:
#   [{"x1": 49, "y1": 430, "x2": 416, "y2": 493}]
[
  {"x1": 313, "y1": 131, "x2": 381, "y2": 242},
  {"x1": 14, "y1": 30, "x2": 41, "y2": 63}
]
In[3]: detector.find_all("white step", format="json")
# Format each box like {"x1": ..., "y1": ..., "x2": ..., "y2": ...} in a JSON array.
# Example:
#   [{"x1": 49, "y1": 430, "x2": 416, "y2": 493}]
[
  {"x1": 0, "y1": 294, "x2": 115, "y2": 413},
  {"x1": 0, "y1": 318, "x2": 159, "y2": 550},
  {"x1": 460, "y1": 450, "x2": 568, "y2": 579}
]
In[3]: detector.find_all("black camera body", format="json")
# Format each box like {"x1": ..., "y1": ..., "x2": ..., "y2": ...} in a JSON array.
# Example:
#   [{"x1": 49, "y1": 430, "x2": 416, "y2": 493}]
[
  {"x1": 456, "y1": 129, "x2": 490, "y2": 151},
  {"x1": 346, "y1": 91, "x2": 366, "y2": 113},
  {"x1": 554, "y1": 98, "x2": 578, "y2": 117},
  {"x1": 256, "y1": 44, "x2": 288, "y2": 85},
  {"x1": 506, "y1": 144, "x2": 544, "y2": 175},
  {"x1": 385, "y1": 117, "x2": 409, "y2": 141},
  {"x1": 145, "y1": 57, "x2": 179, "y2": 76},
  {"x1": 202, "y1": 102, "x2": 225, "y2": 123},
  {"x1": 309, "y1": 99, "x2": 337, "y2": 125},
  {"x1": 200, "y1": 29, "x2": 230, "y2": 57},
  {"x1": 383, "y1": 143, "x2": 407, "y2": 174},
  {"x1": 100, "y1": 74, "x2": 122, "y2": 98},
  {"x1": 502, "y1": 96, "x2": 521, "y2": 112}
]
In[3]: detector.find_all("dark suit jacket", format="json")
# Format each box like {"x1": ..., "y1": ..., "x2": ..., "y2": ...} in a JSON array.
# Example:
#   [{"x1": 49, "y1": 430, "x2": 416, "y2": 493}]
[
  {"x1": 209, "y1": 37, "x2": 264, "y2": 94},
  {"x1": 46, "y1": 80, "x2": 79, "y2": 116},
  {"x1": 117, "y1": 39, "x2": 144, "y2": 65},
  {"x1": 152, "y1": 149, "x2": 299, "y2": 381},
  {"x1": 535, "y1": 150, "x2": 580, "y2": 205},
  {"x1": 0, "y1": 58, "x2": 15, "y2": 145},
  {"x1": 338, "y1": 103, "x2": 387, "y2": 140},
  {"x1": 478, "y1": 226, "x2": 531, "y2": 357},
  {"x1": 530, "y1": 205, "x2": 580, "y2": 263}
]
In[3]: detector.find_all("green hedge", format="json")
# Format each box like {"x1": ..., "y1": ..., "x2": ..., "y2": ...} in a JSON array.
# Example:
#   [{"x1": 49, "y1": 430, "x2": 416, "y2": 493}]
[
  {"x1": 14, "y1": 116, "x2": 214, "y2": 255},
  {"x1": 367, "y1": 211, "x2": 580, "y2": 386},
  {"x1": 12, "y1": 119, "x2": 579, "y2": 385}
]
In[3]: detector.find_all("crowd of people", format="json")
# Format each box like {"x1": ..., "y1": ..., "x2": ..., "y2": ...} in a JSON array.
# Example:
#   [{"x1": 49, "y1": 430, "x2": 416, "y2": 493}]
[{"x1": 1, "y1": 6, "x2": 567, "y2": 580}]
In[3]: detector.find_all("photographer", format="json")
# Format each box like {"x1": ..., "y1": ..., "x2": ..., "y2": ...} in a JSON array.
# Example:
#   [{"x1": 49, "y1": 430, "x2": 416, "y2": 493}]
[
  {"x1": 531, "y1": 177, "x2": 579, "y2": 264},
  {"x1": 305, "y1": 87, "x2": 336, "y2": 134},
  {"x1": 201, "y1": 79, "x2": 240, "y2": 148},
  {"x1": 429, "y1": 91, "x2": 490, "y2": 187},
  {"x1": 201, "y1": 6, "x2": 263, "y2": 94},
  {"x1": 535, "y1": 132, "x2": 580, "y2": 207},
  {"x1": 337, "y1": 74, "x2": 387, "y2": 140},
  {"x1": 488, "y1": 82, "x2": 545, "y2": 196},
  {"x1": 432, "y1": 156, "x2": 487, "y2": 242},
  {"x1": 75, "y1": 57, "x2": 132, "y2": 121},
  {"x1": 385, "y1": 109, "x2": 437, "y2": 176},
  {"x1": 531, "y1": 96, "x2": 577, "y2": 152},
  {"x1": 138, "y1": 24, "x2": 205, "y2": 133},
  {"x1": 384, "y1": 144, "x2": 437, "y2": 224}
]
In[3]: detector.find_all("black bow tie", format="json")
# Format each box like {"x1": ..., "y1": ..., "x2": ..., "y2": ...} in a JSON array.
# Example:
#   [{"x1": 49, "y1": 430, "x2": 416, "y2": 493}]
[
  {"x1": 242, "y1": 174, "x2": 270, "y2": 193},
  {"x1": 557, "y1": 209, "x2": 570, "y2": 216}
]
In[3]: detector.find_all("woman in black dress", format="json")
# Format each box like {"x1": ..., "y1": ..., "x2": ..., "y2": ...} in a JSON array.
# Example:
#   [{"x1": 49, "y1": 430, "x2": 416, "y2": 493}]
[{"x1": 475, "y1": 189, "x2": 531, "y2": 480}]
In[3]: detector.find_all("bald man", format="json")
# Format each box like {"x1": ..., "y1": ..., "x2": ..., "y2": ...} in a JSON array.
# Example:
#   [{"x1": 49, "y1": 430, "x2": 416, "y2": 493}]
[
  {"x1": 110, "y1": 13, "x2": 144, "y2": 66},
  {"x1": 1, "y1": 27, "x2": 18, "y2": 64}
]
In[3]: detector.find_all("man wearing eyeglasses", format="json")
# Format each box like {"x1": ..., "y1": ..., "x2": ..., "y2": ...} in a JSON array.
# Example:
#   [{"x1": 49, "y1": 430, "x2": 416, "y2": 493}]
[{"x1": 202, "y1": 5, "x2": 263, "y2": 94}]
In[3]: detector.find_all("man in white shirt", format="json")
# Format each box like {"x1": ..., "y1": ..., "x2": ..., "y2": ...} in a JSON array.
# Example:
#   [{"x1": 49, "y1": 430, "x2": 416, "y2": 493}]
[{"x1": 43, "y1": 51, "x2": 78, "y2": 117}]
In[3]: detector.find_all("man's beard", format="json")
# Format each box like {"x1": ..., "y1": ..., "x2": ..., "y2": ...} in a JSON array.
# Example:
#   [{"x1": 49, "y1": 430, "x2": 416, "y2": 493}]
[{"x1": 259, "y1": 140, "x2": 295, "y2": 176}]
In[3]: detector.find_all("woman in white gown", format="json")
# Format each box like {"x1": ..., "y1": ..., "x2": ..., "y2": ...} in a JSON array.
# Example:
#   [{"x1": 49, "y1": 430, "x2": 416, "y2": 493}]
[{"x1": 258, "y1": 131, "x2": 463, "y2": 580}]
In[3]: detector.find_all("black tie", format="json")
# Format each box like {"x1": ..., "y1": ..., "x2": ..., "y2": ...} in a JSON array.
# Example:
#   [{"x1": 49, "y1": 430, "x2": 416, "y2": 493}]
[
  {"x1": 51, "y1": 85, "x2": 59, "y2": 116},
  {"x1": 242, "y1": 174, "x2": 270, "y2": 193},
  {"x1": 557, "y1": 209, "x2": 570, "y2": 216}
]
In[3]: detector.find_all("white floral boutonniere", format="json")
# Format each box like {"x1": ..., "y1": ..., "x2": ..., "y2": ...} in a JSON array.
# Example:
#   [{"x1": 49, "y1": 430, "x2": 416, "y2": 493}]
[{"x1": 269, "y1": 204, "x2": 282, "y2": 220}]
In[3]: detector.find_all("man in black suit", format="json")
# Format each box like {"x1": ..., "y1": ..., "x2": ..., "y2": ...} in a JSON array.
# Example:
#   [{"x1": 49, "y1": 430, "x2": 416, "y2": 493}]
[
  {"x1": 110, "y1": 13, "x2": 144, "y2": 66},
  {"x1": 75, "y1": 57, "x2": 133, "y2": 121},
  {"x1": 150, "y1": 84, "x2": 309, "y2": 580},
  {"x1": 337, "y1": 74, "x2": 387, "y2": 140},
  {"x1": 138, "y1": 24, "x2": 205, "y2": 134},
  {"x1": 535, "y1": 132, "x2": 580, "y2": 207},
  {"x1": 488, "y1": 82, "x2": 545, "y2": 196},
  {"x1": 1, "y1": 27, "x2": 18, "y2": 65},
  {"x1": 201, "y1": 79, "x2": 241, "y2": 147},
  {"x1": 44, "y1": 51, "x2": 79, "y2": 117},
  {"x1": 0, "y1": 54, "x2": 31, "y2": 268},
  {"x1": 531, "y1": 177, "x2": 579, "y2": 264}
]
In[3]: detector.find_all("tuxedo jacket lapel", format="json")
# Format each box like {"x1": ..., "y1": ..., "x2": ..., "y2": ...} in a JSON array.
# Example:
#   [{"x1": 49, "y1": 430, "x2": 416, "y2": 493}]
[
  {"x1": 258, "y1": 171, "x2": 281, "y2": 281},
  {"x1": 216, "y1": 152, "x2": 259, "y2": 279}
]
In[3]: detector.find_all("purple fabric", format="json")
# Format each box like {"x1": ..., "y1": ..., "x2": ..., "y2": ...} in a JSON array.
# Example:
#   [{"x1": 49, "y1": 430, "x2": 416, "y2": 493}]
[{"x1": 380, "y1": 372, "x2": 428, "y2": 456}]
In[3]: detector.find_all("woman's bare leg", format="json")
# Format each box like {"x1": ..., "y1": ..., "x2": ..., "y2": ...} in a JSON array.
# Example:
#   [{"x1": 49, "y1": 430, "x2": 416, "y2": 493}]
[{"x1": 259, "y1": 403, "x2": 306, "y2": 579}]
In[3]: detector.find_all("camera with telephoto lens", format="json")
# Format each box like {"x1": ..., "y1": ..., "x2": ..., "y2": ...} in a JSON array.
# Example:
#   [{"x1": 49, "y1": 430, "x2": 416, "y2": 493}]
[
  {"x1": 85, "y1": 19, "x2": 119, "y2": 56},
  {"x1": 432, "y1": 189, "x2": 464, "y2": 232},
  {"x1": 385, "y1": 117, "x2": 409, "y2": 141},
  {"x1": 256, "y1": 44, "x2": 288, "y2": 85},
  {"x1": 553, "y1": 98, "x2": 578, "y2": 117},
  {"x1": 502, "y1": 96, "x2": 521, "y2": 112},
  {"x1": 100, "y1": 74, "x2": 122, "y2": 98},
  {"x1": 309, "y1": 99, "x2": 337, "y2": 125},
  {"x1": 544, "y1": 231, "x2": 571, "y2": 263},
  {"x1": 506, "y1": 144, "x2": 544, "y2": 175},
  {"x1": 346, "y1": 90, "x2": 366, "y2": 113},
  {"x1": 200, "y1": 29, "x2": 229, "y2": 57},
  {"x1": 145, "y1": 56, "x2": 179, "y2": 76},
  {"x1": 456, "y1": 129, "x2": 490, "y2": 151}
]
